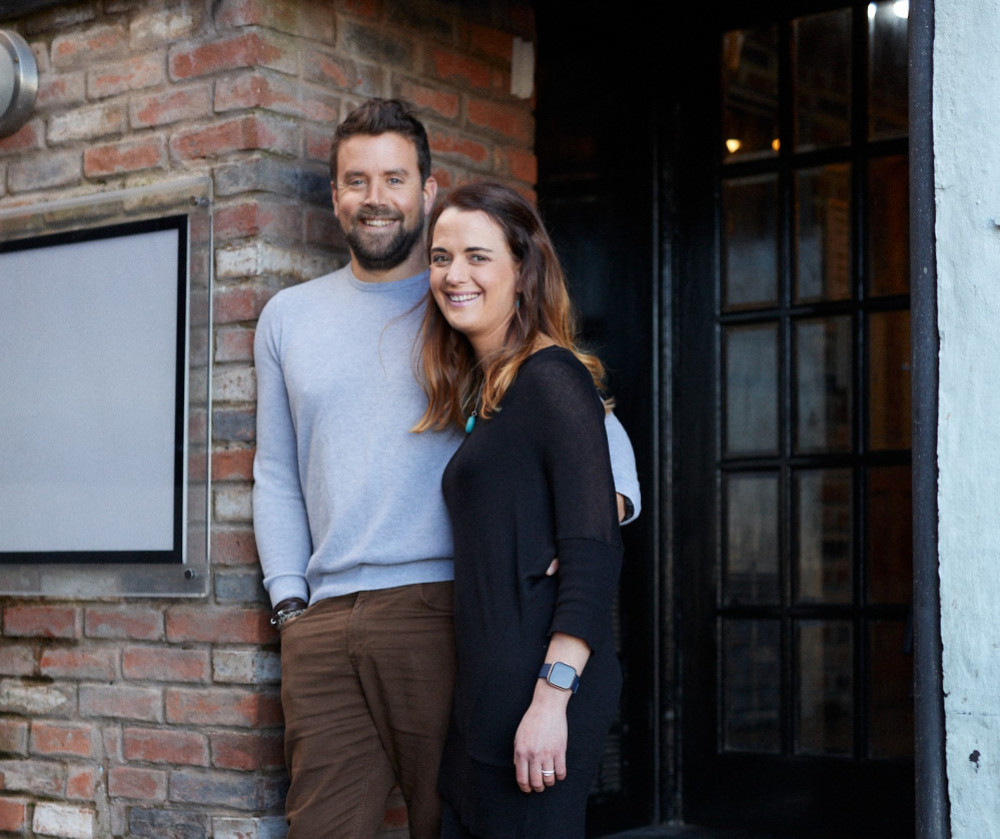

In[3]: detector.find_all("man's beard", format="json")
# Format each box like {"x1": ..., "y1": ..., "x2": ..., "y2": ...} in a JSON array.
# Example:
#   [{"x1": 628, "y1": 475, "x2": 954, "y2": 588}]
[{"x1": 347, "y1": 206, "x2": 425, "y2": 272}]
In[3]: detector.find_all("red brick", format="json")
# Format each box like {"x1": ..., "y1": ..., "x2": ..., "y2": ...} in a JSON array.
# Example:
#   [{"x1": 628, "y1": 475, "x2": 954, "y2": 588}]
[
  {"x1": 430, "y1": 47, "x2": 493, "y2": 91},
  {"x1": 52, "y1": 24, "x2": 126, "y2": 67},
  {"x1": 494, "y1": 145, "x2": 537, "y2": 184},
  {"x1": 428, "y1": 129, "x2": 489, "y2": 168},
  {"x1": 214, "y1": 327, "x2": 257, "y2": 364},
  {"x1": 108, "y1": 766, "x2": 167, "y2": 800},
  {"x1": 39, "y1": 647, "x2": 117, "y2": 681},
  {"x1": 215, "y1": 72, "x2": 338, "y2": 123},
  {"x1": 213, "y1": 284, "x2": 274, "y2": 324},
  {"x1": 210, "y1": 730, "x2": 284, "y2": 770},
  {"x1": 304, "y1": 124, "x2": 333, "y2": 162},
  {"x1": 464, "y1": 23, "x2": 514, "y2": 62},
  {"x1": 122, "y1": 646, "x2": 210, "y2": 683},
  {"x1": 304, "y1": 206, "x2": 343, "y2": 248},
  {"x1": 67, "y1": 765, "x2": 98, "y2": 800},
  {"x1": 130, "y1": 84, "x2": 212, "y2": 128},
  {"x1": 3, "y1": 606, "x2": 78, "y2": 639},
  {"x1": 165, "y1": 687, "x2": 283, "y2": 728},
  {"x1": 84, "y1": 136, "x2": 166, "y2": 177},
  {"x1": 79, "y1": 685, "x2": 162, "y2": 722},
  {"x1": 169, "y1": 31, "x2": 295, "y2": 80},
  {"x1": 211, "y1": 447, "x2": 255, "y2": 481},
  {"x1": 169, "y1": 114, "x2": 298, "y2": 161},
  {"x1": 211, "y1": 527, "x2": 259, "y2": 566},
  {"x1": 30, "y1": 721, "x2": 94, "y2": 758},
  {"x1": 88, "y1": 53, "x2": 165, "y2": 99},
  {"x1": 123, "y1": 726, "x2": 210, "y2": 766},
  {"x1": 303, "y1": 49, "x2": 374, "y2": 92},
  {"x1": 85, "y1": 607, "x2": 164, "y2": 641},
  {"x1": 0, "y1": 119, "x2": 44, "y2": 154},
  {"x1": 214, "y1": 197, "x2": 302, "y2": 242},
  {"x1": 166, "y1": 607, "x2": 271, "y2": 644},
  {"x1": 0, "y1": 797, "x2": 29, "y2": 833},
  {"x1": 396, "y1": 80, "x2": 460, "y2": 121},
  {"x1": 466, "y1": 97, "x2": 534, "y2": 144}
]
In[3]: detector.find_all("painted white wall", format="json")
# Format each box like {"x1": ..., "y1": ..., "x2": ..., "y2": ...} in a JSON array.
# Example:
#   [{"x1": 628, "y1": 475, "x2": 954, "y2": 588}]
[{"x1": 935, "y1": 0, "x2": 1000, "y2": 835}]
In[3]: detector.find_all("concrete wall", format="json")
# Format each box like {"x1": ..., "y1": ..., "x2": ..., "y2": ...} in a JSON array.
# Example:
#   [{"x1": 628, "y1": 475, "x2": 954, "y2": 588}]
[
  {"x1": 0, "y1": 1, "x2": 535, "y2": 836},
  {"x1": 934, "y1": 0, "x2": 1000, "y2": 835}
]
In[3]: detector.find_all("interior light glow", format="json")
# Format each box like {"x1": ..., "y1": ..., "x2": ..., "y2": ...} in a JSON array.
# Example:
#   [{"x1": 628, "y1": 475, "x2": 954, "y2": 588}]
[
  {"x1": 725, "y1": 138, "x2": 742, "y2": 154},
  {"x1": 893, "y1": 0, "x2": 909, "y2": 18},
  {"x1": 772, "y1": 138, "x2": 781, "y2": 152},
  {"x1": 868, "y1": 3, "x2": 878, "y2": 20}
]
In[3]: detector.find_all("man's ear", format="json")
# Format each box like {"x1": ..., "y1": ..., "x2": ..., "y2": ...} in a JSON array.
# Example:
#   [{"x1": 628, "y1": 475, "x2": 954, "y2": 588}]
[
  {"x1": 422, "y1": 176, "x2": 438, "y2": 213},
  {"x1": 330, "y1": 181, "x2": 339, "y2": 213}
]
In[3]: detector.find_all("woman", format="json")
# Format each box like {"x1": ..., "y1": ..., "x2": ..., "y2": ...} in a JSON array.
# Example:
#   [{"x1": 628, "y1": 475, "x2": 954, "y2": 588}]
[{"x1": 415, "y1": 181, "x2": 623, "y2": 838}]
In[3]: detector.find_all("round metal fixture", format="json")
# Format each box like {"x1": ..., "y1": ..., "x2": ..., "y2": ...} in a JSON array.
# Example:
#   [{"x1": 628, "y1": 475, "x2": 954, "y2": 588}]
[{"x1": 0, "y1": 30, "x2": 38, "y2": 139}]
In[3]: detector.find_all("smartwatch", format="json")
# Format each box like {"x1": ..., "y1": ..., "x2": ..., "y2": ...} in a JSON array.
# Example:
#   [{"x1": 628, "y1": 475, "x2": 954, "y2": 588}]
[{"x1": 538, "y1": 661, "x2": 580, "y2": 694}]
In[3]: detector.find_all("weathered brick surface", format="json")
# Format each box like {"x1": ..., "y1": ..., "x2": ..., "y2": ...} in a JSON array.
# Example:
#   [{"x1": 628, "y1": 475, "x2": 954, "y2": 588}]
[
  {"x1": 0, "y1": 2, "x2": 535, "y2": 835},
  {"x1": 3, "y1": 606, "x2": 78, "y2": 639},
  {"x1": 123, "y1": 726, "x2": 210, "y2": 766},
  {"x1": 165, "y1": 687, "x2": 282, "y2": 728},
  {"x1": 30, "y1": 722, "x2": 95, "y2": 758},
  {"x1": 33, "y1": 802, "x2": 95, "y2": 839},
  {"x1": 0, "y1": 718, "x2": 29, "y2": 755},
  {"x1": 84, "y1": 135, "x2": 167, "y2": 177},
  {"x1": 39, "y1": 647, "x2": 118, "y2": 681},
  {"x1": 84, "y1": 607, "x2": 164, "y2": 641},
  {"x1": 210, "y1": 730, "x2": 284, "y2": 771},
  {"x1": 121, "y1": 646, "x2": 211, "y2": 683}
]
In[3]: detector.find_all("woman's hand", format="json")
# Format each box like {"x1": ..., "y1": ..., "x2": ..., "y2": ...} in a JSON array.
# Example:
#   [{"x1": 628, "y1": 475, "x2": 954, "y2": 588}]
[{"x1": 513, "y1": 679, "x2": 571, "y2": 792}]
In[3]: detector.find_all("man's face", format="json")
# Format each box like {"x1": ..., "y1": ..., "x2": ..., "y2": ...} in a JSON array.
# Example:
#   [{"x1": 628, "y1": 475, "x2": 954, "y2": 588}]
[{"x1": 332, "y1": 133, "x2": 436, "y2": 275}]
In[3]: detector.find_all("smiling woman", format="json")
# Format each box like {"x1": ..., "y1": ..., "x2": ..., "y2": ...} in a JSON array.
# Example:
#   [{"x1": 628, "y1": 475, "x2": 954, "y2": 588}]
[
  {"x1": 429, "y1": 207, "x2": 522, "y2": 361},
  {"x1": 414, "y1": 180, "x2": 624, "y2": 839}
]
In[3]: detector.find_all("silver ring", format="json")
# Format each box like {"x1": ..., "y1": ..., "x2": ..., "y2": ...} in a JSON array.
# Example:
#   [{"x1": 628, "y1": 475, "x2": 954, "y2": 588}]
[{"x1": 540, "y1": 770, "x2": 555, "y2": 776}]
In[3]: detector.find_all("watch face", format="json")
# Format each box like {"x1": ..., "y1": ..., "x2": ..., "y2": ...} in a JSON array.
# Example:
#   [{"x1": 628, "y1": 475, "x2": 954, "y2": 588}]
[{"x1": 548, "y1": 661, "x2": 576, "y2": 690}]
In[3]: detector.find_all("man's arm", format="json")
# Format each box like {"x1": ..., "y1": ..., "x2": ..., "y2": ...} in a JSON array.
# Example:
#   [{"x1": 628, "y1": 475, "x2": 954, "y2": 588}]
[
  {"x1": 604, "y1": 411, "x2": 641, "y2": 524},
  {"x1": 252, "y1": 303, "x2": 313, "y2": 611}
]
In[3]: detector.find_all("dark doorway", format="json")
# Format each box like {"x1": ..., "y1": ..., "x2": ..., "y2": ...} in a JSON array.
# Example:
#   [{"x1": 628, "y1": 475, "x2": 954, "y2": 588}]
[
  {"x1": 674, "y1": 1, "x2": 914, "y2": 835},
  {"x1": 536, "y1": 0, "x2": 914, "y2": 836}
]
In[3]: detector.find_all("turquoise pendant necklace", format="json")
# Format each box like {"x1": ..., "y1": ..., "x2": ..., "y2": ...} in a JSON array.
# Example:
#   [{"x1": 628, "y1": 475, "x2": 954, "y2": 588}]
[{"x1": 465, "y1": 383, "x2": 484, "y2": 434}]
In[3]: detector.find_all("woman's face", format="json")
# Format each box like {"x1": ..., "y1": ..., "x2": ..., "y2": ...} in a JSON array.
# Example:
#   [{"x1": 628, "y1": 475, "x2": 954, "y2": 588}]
[{"x1": 429, "y1": 207, "x2": 520, "y2": 360}]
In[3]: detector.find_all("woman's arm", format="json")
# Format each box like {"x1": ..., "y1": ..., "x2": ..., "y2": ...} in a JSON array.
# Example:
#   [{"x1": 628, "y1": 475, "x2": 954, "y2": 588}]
[{"x1": 513, "y1": 632, "x2": 590, "y2": 793}]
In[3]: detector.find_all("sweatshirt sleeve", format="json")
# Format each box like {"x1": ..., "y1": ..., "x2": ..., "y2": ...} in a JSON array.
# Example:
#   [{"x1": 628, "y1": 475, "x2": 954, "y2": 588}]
[
  {"x1": 531, "y1": 354, "x2": 623, "y2": 649},
  {"x1": 604, "y1": 410, "x2": 641, "y2": 524},
  {"x1": 252, "y1": 301, "x2": 312, "y2": 607}
]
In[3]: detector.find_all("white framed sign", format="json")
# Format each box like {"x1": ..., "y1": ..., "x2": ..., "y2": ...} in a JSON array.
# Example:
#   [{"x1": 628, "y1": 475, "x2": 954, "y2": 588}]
[{"x1": 0, "y1": 178, "x2": 211, "y2": 597}]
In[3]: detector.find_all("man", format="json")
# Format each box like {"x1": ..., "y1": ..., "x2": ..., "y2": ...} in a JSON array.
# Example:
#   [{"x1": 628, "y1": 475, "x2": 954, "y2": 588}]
[{"x1": 252, "y1": 98, "x2": 640, "y2": 838}]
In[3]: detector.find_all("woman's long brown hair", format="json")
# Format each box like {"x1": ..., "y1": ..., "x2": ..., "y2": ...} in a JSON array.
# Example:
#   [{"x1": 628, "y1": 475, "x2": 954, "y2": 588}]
[{"x1": 413, "y1": 180, "x2": 610, "y2": 433}]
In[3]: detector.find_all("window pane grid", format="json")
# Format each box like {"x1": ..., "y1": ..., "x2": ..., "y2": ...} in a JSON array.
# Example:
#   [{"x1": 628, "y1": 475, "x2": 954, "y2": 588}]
[{"x1": 717, "y1": 3, "x2": 910, "y2": 760}]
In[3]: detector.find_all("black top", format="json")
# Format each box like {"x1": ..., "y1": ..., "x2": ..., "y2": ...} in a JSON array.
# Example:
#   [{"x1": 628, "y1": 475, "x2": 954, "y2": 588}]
[{"x1": 442, "y1": 346, "x2": 623, "y2": 767}]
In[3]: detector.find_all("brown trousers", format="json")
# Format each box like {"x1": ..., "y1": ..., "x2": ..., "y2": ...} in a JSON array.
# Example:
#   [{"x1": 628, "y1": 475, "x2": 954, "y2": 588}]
[{"x1": 278, "y1": 582, "x2": 457, "y2": 839}]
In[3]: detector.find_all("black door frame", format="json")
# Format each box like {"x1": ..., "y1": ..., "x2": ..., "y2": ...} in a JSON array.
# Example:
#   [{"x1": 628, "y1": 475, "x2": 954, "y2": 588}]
[{"x1": 908, "y1": 1, "x2": 948, "y2": 837}]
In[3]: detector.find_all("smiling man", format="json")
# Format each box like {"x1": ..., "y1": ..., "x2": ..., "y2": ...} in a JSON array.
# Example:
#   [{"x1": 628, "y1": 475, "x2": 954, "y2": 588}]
[{"x1": 252, "y1": 98, "x2": 640, "y2": 839}]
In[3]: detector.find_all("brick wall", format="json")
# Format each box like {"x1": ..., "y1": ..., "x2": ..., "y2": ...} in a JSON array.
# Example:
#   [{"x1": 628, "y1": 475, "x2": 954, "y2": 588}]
[{"x1": 0, "y1": 1, "x2": 536, "y2": 836}]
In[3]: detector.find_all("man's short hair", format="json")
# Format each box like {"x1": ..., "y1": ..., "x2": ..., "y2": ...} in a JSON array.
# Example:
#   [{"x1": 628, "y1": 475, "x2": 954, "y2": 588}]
[{"x1": 329, "y1": 98, "x2": 432, "y2": 184}]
